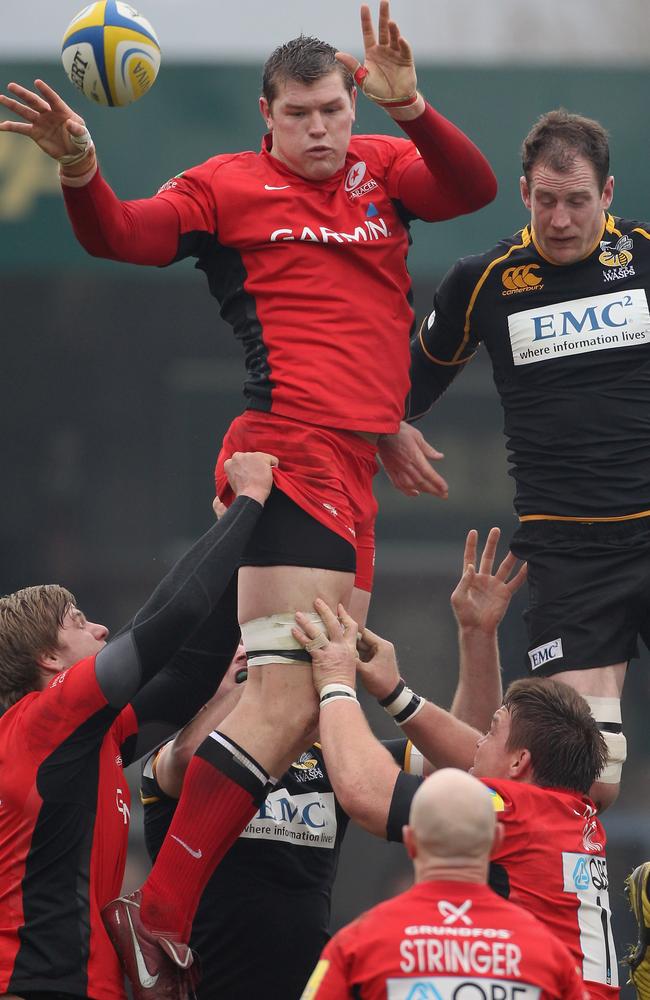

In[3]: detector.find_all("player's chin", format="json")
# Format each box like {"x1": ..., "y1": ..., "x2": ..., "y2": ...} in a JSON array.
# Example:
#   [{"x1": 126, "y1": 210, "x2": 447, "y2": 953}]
[{"x1": 302, "y1": 155, "x2": 341, "y2": 180}]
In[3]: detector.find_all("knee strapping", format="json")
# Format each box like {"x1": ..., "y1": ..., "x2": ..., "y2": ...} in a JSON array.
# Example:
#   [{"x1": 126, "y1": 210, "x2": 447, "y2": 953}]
[
  {"x1": 583, "y1": 694, "x2": 627, "y2": 785},
  {"x1": 241, "y1": 612, "x2": 324, "y2": 667}
]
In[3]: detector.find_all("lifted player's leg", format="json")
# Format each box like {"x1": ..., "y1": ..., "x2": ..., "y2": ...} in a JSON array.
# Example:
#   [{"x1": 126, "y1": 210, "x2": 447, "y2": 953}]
[
  {"x1": 131, "y1": 562, "x2": 354, "y2": 948},
  {"x1": 103, "y1": 421, "x2": 379, "y2": 996},
  {"x1": 554, "y1": 663, "x2": 626, "y2": 811}
]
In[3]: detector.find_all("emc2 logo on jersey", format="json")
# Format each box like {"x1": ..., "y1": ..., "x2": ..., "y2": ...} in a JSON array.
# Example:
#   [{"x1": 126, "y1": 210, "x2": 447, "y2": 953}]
[{"x1": 508, "y1": 288, "x2": 650, "y2": 366}]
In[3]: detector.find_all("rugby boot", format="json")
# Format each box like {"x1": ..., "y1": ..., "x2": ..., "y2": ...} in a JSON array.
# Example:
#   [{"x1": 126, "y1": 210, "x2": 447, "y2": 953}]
[
  {"x1": 102, "y1": 889, "x2": 199, "y2": 1000},
  {"x1": 625, "y1": 862, "x2": 650, "y2": 1000}
]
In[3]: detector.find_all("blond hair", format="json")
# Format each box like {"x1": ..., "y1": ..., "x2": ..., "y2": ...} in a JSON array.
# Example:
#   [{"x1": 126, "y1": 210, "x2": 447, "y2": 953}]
[{"x1": 0, "y1": 585, "x2": 75, "y2": 708}]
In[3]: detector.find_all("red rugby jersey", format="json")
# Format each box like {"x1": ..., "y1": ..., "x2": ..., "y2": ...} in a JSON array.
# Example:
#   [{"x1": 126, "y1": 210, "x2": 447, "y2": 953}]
[
  {"x1": 62, "y1": 107, "x2": 496, "y2": 435},
  {"x1": 484, "y1": 778, "x2": 618, "y2": 1000},
  {"x1": 0, "y1": 657, "x2": 137, "y2": 1000},
  {"x1": 154, "y1": 134, "x2": 420, "y2": 433},
  {"x1": 302, "y1": 880, "x2": 587, "y2": 999}
]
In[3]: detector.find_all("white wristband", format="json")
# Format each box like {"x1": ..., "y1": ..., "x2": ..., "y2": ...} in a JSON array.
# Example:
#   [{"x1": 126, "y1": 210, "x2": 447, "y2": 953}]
[
  {"x1": 320, "y1": 683, "x2": 358, "y2": 707},
  {"x1": 379, "y1": 679, "x2": 425, "y2": 725}
]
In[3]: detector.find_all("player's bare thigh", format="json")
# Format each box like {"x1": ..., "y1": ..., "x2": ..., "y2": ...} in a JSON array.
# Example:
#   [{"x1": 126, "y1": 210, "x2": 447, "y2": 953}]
[
  {"x1": 558, "y1": 662, "x2": 626, "y2": 698},
  {"x1": 219, "y1": 564, "x2": 356, "y2": 775},
  {"x1": 237, "y1": 565, "x2": 354, "y2": 621},
  {"x1": 558, "y1": 662, "x2": 626, "y2": 811}
]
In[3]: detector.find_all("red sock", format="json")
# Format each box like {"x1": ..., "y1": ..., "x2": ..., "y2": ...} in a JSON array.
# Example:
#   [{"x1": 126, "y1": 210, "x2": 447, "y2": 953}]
[{"x1": 140, "y1": 732, "x2": 269, "y2": 941}]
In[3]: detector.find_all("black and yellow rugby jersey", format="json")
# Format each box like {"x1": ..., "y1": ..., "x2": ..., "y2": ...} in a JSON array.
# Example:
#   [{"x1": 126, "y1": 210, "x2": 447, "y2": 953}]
[
  {"x1": 409, "y1": 213, "x2": 650, "y2": 519},
  {"x1": 141, "y1": 738, "x2": 423, "y2": 1000}
]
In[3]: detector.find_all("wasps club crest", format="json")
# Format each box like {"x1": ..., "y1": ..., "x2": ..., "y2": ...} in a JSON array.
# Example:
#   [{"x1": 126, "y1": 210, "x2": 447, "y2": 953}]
[
  {"x1": 292, "y1": 751, "x2": 319, "y2": 771},
  {"x1": 599, "y1": 234, "x2": 633, "y2": 267}
]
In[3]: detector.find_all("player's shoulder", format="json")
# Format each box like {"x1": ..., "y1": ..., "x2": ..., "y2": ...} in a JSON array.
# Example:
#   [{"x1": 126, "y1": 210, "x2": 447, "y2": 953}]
[
  {"x1": 157, "y1": 150, "x2": 259, "y2": 192},
  {"x1": 481, "y1": 777, "x2": 600, "y2": 826},
  {"x1": 436, "y1": 228, "x2": 532, "y2": 301},
  {"x1": 0, "y1": 691, "x2": 37, "y2": 740},
  {"x1": 453, "y1": 227, "x2": 533, "y2": 280},
  {"x1": 336, "y1": 884, "x2": 411, "y2": 940},
  {"x1": 348, "y1": 131, "x2": 412, "y2": 163},
  {"x1": 608, "y1": 213, "x2": 650, "y2": 240},
  {"x1": 479, "y1": 775, "x2": 546, "y2": 815},
  {"x1": 0, "y1": 655, "x2": 105, "y2": 753}
]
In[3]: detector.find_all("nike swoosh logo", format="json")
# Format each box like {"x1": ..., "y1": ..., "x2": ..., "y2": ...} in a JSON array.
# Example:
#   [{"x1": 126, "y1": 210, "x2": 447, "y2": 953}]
[
  {"x1": 125, "y1": 905, "x2": 159, "y2": 989},
  {"x1": 171, "y1": 834, "x2": 203, "y2": 859},
  {"x1": 264, "y1": 184, "x2": 290, "y2": 190}
]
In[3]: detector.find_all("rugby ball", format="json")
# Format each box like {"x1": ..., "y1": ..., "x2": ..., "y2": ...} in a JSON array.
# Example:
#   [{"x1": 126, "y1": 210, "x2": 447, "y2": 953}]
[{"x1": 62, "y1": 1, "x2": 160, "y2": 106}]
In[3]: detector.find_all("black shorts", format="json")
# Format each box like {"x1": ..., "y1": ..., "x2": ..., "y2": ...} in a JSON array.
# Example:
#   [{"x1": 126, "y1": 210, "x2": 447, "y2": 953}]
[
  {"x1": 240, "y1": 486, "x2": 356, "y2": 574},
  {"x1": 510, "y1": 517, "x2": 650, "y2": 675}
]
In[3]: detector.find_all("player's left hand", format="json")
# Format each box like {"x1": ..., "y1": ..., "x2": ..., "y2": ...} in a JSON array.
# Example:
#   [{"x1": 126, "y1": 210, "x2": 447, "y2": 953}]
[
  {"x1": 378, "y1": 422, "x2": 448, "y2": 498},
  {"x1": 293, "y1": 599, "x2": 358, "y2": 694},
  {"x1": 336, "y1": 2, "x2": 418, "y2": 105},
  {"x1": 355, "y1": 625, "x2": 401, "y2": 699},
  {"x1": 451, "y1": 528, "x2": 527, "y2": 634}
]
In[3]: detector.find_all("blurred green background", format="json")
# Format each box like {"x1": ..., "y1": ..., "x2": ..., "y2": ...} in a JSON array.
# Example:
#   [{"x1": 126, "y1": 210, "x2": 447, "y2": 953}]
[{"x1": 1, "y1": 57, "x2": 649, "y2": 996}]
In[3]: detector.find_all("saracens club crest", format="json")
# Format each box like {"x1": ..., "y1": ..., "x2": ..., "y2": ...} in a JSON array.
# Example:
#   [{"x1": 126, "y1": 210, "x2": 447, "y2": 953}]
[{"x1": 345, "y1": 160, "x2": 379, "y2": 199}]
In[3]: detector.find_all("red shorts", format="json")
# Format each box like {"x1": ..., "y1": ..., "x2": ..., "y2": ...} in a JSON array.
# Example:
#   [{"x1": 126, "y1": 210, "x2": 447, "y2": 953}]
[{"x1": 215, "y1": 411, "x2": 379, "y2": 592}]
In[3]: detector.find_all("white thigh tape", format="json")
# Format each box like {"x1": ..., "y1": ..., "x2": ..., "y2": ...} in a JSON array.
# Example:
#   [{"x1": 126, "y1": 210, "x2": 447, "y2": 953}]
[
  {"x1": 581, "y1": 694, "x2": 622, "y2": 725},
  {"x1": 599, "y1": 732, "x2": 627, "y2": 784},
  {"x1": 582, "y1": 694, "x2": 626, "y2": 784},
  {"x1": 241, "y1": 612, "x2": 324, "y2": 666}
]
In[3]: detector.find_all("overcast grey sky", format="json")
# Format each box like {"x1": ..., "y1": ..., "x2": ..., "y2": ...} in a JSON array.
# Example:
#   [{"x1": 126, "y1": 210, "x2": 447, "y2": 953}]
[{"x1": 2, "y1": 0, "x2": 650, "y2": 64}]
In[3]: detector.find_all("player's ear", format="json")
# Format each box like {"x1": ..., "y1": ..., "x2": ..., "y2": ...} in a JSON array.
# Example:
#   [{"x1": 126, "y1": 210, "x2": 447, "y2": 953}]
[
  {"x1": 36, "y1": 651, "x2": 64, "y2": 677},
  {"x1": 509, "y1": 746, "x2": 532, "y2": 781},
  {"x1": 259, "y1": 96, "x2": 272, "y2": 130},
  {"x1": 403, "y1": 825, "x2": 417, "y2": 860},
  {"x1": 601, "y1": 175, "x2": 614, "y2": 210},
  {"x1": 520, "y1": 176, "x2": 531, "y2": 210}
]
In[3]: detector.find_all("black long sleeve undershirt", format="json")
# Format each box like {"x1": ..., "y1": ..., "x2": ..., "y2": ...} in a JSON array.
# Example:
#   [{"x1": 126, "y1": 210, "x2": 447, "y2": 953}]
[{"x1": 94, "y1": 496, "x2": 261, "y2": 712}]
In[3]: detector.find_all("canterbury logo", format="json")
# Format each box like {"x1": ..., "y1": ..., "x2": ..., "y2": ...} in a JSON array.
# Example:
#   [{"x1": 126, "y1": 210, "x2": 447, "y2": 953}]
[{"x1": 502, "y1": 263, "x2": 542, "y2": 293}]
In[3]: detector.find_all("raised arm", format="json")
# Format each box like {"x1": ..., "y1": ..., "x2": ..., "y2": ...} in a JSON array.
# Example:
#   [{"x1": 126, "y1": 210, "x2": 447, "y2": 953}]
[
  {"x1": 0, "y1": 78, "x2": 182, "y2": 263},
  {"x1": 94, "y1": 452, "x2": 276, "y2": 713},
  {"x1": 293, "y1": 600, "x2": 404, "y2": 838},
  {"x1": 355, "y1": 624, "x2": 480, "y2": 771},
  {"x1": 450, "y1": 528, "x2": 527, "y2": 730},
  {"x1": 407, "y1": 260, "x2": 481, "y2": 421},
  {"x1": 336, "y1": 3, "x2": 497, "y2": 220}
]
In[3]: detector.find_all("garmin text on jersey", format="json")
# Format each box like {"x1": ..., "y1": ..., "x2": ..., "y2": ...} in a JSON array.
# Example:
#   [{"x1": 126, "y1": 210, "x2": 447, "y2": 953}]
[{"x1": 270, "y1": 217, "x2": 390, "y2": 243}]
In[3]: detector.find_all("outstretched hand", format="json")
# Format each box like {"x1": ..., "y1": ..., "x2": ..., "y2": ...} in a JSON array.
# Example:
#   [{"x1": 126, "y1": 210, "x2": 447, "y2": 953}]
[
  {"x1": 0, "y1": 79, "x2": 87, "y2": 160},
  {"x1": 336, "y1": 2, "x2": 417, "y2": 104},
  {"x1": 451, "y1": 528, "x2": 527, "y2": 634}
]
